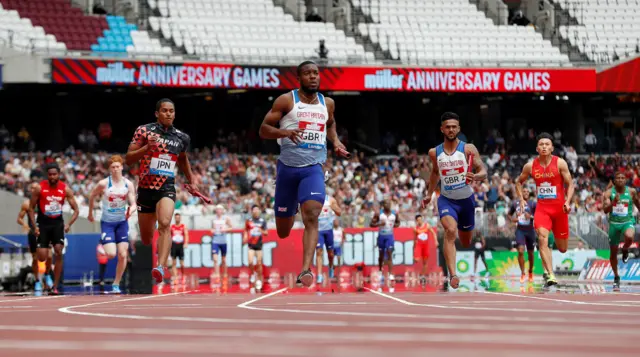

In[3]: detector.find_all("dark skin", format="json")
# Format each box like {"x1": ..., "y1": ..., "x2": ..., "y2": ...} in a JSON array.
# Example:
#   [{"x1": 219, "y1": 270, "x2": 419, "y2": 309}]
[
  {"x1": 602, "y1": 172, "x2": 640, "y2": 280},
  {"x1": 259, "y1": 63, "x2": 347, "y2": 279},
  {"x1": 126, "y1": 101, "x2": 198, "y2": 271},
  {"x1": 370, "y1": 201, "x2": 400, "y2": 277},
  {"x1": 510, "y1": 188, "x2": 535, "y2": 277},
  {"x1": 28, "y1": 168, "x2": 80, "y2": 288},
  {"x1": 422, "y1": 118, "x2": 487, "y2": 288},
  {"x1": 17, "y1": 183, "x2": 44, "y2": 278}
]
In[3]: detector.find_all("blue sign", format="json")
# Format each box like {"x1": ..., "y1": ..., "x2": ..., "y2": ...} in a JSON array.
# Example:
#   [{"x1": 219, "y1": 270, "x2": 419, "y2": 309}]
[
  {"x1": 1, "y1": 234, "x2": 116, "y2": 282},
  {"x1": 580, "y1": 258, "x2": 640, "y2": 282}
]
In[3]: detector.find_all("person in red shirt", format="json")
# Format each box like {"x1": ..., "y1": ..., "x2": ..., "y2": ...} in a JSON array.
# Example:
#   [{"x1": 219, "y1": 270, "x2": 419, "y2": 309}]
[
  {"x1": 244, "y1": 205, "x2": 268, "y2": 289},
  {"x1": 28, "y1": 163, "x2": 80, "y2": 294},
  {"x1": 413, "y1": 214, "x2": 437, "y2": 283},
  {"x1": 170, "y1": 213, "x2": 189, "y2": 283},
  {"x1": 515, "y1": 133, "x2": 575, "y2": 287}
]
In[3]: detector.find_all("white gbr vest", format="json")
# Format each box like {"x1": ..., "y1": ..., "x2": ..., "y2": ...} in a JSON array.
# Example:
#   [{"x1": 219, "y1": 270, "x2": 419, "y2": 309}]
[
  {"x1": 378, "y1": 210, "x2": 396, "y2": 236},
  {"x1": 277, "y1": 90, "x2": 329, "y2": 167},
  {"x1": 436, "y1": 141, "x2": 473, "y2": 200},
  {"x1": 101, "y1": 176, "x2": 128, "y2": 223}
]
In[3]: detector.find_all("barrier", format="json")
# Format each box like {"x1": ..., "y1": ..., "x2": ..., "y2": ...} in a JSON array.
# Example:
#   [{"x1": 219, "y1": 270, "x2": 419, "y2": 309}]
[{"x1": 579, "y1": 258, "x2": 640, "y2": 282}]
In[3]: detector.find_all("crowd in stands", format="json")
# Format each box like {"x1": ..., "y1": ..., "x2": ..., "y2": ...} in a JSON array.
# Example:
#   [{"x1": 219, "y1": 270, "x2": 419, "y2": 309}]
[{"x1": 1, "y1": 127, "x2": 638, "y2": 234}]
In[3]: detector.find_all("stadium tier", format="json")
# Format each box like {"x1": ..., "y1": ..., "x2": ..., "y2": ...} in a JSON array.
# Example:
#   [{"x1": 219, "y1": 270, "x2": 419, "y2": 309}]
[
  {"x1": 0, "y1": 2, "x2": 67, "y2": 54},
  {"x1": 147, "y1": 0, "x2": 375, "y2": 64},
  {"x1": 355, "y1": 0, "x2": 571, "y2": 66},
  {"x1": 556, "y1": 0, "x2": 640, "y2": 63}
]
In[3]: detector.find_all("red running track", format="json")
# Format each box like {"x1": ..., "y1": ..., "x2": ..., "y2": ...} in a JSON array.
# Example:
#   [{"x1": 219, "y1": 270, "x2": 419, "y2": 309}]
[{"x1": 0, "y1": 287, "x2": 639, "y2": 357}]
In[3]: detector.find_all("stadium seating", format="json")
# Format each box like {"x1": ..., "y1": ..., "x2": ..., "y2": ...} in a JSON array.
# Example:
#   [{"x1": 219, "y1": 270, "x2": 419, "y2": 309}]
[
  {"x1": 354, "y1": 0, "x2": 571, "y2": 66},
  {"x1": 0, "y1": 3, "x2": 66, "y2": 54},
  {"x1": 146, "y1": 0, "x2": 375, "y2": 64},
  {"x1": 92, "y1": 15, "x2": 172, "y2": 57},
  {"x1": 556, "y1": 0, "x2": 640, "y2": 63}
]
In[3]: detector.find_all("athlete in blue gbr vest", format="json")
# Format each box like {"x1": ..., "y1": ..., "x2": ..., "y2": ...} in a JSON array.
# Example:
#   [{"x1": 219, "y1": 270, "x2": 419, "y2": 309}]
[
  {"x1": 259, "y1": 61, "x2": 349, "y2": 287},
  {"x1": 422, "y1": 112, "x2": 487, "y2": 289}
]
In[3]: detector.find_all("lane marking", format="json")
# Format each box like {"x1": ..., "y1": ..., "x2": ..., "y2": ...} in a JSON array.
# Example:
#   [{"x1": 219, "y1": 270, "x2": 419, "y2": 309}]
[
  {"x1": 237, "y1": 287, "x2": 287, "y2": 309},
  {"x1": 0, "y1": 296, "x2": 66, "y2": 303},
  {"x1": 58, "y1": 291, "x2": 191, "y2": 316},
  {"x1": 480, "y1": 291, "x2": 640, "y2": 307}
]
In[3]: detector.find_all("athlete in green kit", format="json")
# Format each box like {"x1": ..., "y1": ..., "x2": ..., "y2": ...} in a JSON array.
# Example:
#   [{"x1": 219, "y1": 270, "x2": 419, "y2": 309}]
[{"x1": 603, "y1": 171, "x2": 640, "y2": 288}]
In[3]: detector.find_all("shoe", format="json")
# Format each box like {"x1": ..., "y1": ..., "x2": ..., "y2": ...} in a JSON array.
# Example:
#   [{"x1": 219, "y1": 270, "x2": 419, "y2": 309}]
[
  {"x1": 317, "y1": 274, "x2": 324, "y2": 284},
  {"x1": 449, "y1": 275, "x2": 460, "y2": 289},
  {"x1": 622, "y1": 249, "x2": 629, "y2": 264},
  {"x1": 112, "y1": 285, "x2": 121, "y2": 294},
  {"x1": 545, "y1": 274, "x2": 558, "y2": 287},
  {"x1": 152, "y1": 266, "x2": 165, "y2": 284},
  {"x1": 328, "y1": 267, "x2": 334, "y2": 279},
  {"x1": 528, "y1": 273, "x2": 534, "y2": 283},
  {"x1": 45, "y1": 275, "x2": 54, "y2": 290},
  {"x1": 296, "y1": 270, "x2": 313, "y2": 287},
  {"x1": 34, "y1": 281, "x2": 42, "y2": 292},
  {"x1": 543, "y1": 272, "x2": 549, "y2": 282},
  {"x1": 614, "y1": 276, "x2": 621, "y2": 289},
  {"x1": 520, "y1": 274, "x2": 525, "y2": 284},
  {"x1": 50, "y1": 287, "x2": 60, "y2": 295}
]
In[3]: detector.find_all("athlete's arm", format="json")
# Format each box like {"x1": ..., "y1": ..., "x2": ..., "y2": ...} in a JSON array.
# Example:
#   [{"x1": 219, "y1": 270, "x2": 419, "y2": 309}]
[
  {"x1": 425, "y1": 149, "x2": 439, "y2": 199},
  {"x1": 603, "y1": 189, "x2": 613, "y2": 214},
  {"x1": 261, "y1": 219, "x2": 268, "y2": 236},
  {"x1": 28, "y1": 185, "x2": 41, "y2": 236},
  {"x1": 125, "y1": 126, "x2": 151, "y2": 166},
  {"x1": 259, "y1": 94, "x2": 302, "y2": 141},
  {"x1": 224, "y1": 217, "x2": 233, "y2": 233},
  {"x1": 330, "y1": 197, "x2": 342, "y2": 216},
  {"x1": 183, "y1": 225, "x2": 189, "y2": 247},
  {"x1": 126, "y1": 178, "x2": 137, "y2": 216},
  {"x1": 16, "y1": 200, "x2": 30, "y2": 232},
  {"x1": 465, "y1": 144, "x2": 487, "y2": 182},
  {"x1": 394, "y1": 215, "x2": 401, "y2": 228},
  {"x1": 87, "y1": 179, "x2": 106, "y2": 222},
  {"x1": 369, "y1": 213, "x2": 380, "y2": 228},
  {"x1": 557, "y1": 158, "x2": 575, "y2": 209},
  {"x1": 515, "y1": 162, "x2": 532, "y2": 201},
  {"x1": 65, "y1": 186, "x2": 80, "y2": 231},
  {"x1": 325, "y1": 97, "x2": 347, "y2": 154},
  {"x1": 176, "y1": 133, "x2": 195, "y2": 184},
  {"x1": 243, "y1": 220, "x2": 249, "y2": 244}
]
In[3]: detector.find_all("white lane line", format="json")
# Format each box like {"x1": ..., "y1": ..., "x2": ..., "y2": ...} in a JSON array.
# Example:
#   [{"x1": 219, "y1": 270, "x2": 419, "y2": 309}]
[
  {"x1": 237, "y1": 287, "x2": 287, "y2": 308},
  {"x1": 0, "y1": 296, "x2": 66, "y2": 303},
  {"x1": 480, "y1": 291, "x2": 640, "y2": 307},
  {"x1": 58, "y1": 291, "x2": 191, "y2": 317}
]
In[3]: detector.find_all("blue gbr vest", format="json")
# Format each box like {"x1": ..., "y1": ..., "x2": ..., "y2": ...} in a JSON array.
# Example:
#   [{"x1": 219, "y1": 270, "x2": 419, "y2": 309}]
[
  {"x1": 436, "y1": 140, "x2": 473, "y2": 200},
  {"x1": 277, "y1": 90, "x2": 329, "y2": 167}
]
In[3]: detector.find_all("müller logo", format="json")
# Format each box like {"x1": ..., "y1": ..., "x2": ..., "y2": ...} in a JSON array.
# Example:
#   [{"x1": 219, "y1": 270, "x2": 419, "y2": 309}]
[
  {"x1": 364, "y1": 69, "x2": 404, "y2": 90},
  {"x1": 96, "y1": 62, "x2": 136, "y2": 84}
]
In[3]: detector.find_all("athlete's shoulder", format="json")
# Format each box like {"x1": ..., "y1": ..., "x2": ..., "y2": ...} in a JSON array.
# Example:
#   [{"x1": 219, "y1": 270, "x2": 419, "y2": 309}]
[
  {"x1": 324, "y1": 95, "x2": 335, "y2": 107},
  {"x1": 174, "y1": 127, "x2": 191, "y2": 142},
  {"x1": 463, "y1": 142, "x2": 479, "y2": 153}
]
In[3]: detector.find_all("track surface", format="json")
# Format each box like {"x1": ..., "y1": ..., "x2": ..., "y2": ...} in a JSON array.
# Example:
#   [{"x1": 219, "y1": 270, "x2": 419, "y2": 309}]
[{"x1": 1, "y1": 281, "x2": 639, "y2": 357}]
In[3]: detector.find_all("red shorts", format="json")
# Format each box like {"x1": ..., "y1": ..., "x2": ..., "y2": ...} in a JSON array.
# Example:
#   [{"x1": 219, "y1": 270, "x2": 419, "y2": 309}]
[
  {"x1": 533, "y1": 204, "x2": 569, "y2": 239},
  {"x1": 414, "y1": 240, "x2": 430, "y2": 260}
]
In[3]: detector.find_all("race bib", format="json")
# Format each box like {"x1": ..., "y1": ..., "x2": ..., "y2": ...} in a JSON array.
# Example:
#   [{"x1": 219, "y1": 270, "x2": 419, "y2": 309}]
[
  {"x1": 537, "y1": 185, "x2": 557, "y2": 200},
  {"x1": 474, "y1": 242, "x2": 482, "y2": 249},
  {"x1": 518, "y1": 214, "x2": 530, "y2": 225},
  {"x1": 250, "y1": 227, "x2": 262, "y2": 237},
  {"x1": 440, "y1": 166, "x2": 466, "y2": 191},
  {"x1": 107, "y1": 196, "x2": 126, "y2": 212},
  {"x1": 44, "y1": 202, "x2": 62, "y2": 216},
  {"x1": 613, "y1": 203, "x2": 628, "y2": 216},
  {"x1": 149, "y1": 153, "x2": 177, "y2": 177},
  {"x1": 172, "y1": 233, "x2": 184, "y2": 243},
  {"x1": 417, "y1": 233, "x2": 429, "y2": 241},
  {"x1": 297, "y1": 121, "x2": 326, "y2": 150}
]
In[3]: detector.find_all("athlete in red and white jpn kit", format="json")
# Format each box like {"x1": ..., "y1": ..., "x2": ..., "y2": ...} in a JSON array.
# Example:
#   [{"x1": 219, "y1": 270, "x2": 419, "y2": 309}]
[
  {"x1": 515, "y1": 132, "x2": 574, "y2": 287},
  {"x1": 126, "y1": 98, "x2": 211, "y2": 283}
]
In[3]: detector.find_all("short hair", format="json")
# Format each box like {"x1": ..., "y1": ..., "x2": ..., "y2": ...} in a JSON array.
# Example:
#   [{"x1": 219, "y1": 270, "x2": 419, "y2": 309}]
[
  {"x1": 415, "y1": 214, "x2": 422, "y2": 220},
  {"x1": 441, "y1": 112, "x2": 459, "y2": 123},
  {"x1": 536, "y1": 132, "x2": 554, "y2": 143},
  {"x1": 108, "y1": 155, "x2": 124, "y2": 167},
  {"x1": 297, "y1": 60, "x2": 317, "y2": 76},
  {"x1": 615, "y1": 170, "x2": 626, "y2": 177},
  {"x1": 45, "y1": 163, "x2": 60, "y2": 172},
  {"x1": 252, "y1": 205, "x2": 260, "y2": 210},
  {"x1": 175, "y1": 213, "x2": 181, "y2": 217},
  {"x1": 156, "y1": 98, "x2": 174, "y2": 111}
]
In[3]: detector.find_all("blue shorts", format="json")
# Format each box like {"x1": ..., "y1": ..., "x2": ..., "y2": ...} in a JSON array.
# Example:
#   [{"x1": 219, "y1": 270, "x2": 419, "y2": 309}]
[
  {"x1": 100, "y1": 220, "x2": 129, "y2": 245},
  {"x1": 274, "y1": 161, "x2": 325, "y2": 218},
  {"x1": 515, "y1": 229, "x2": 536, "y2": 251},
  {"x1": 437, "y1": 195, "x2": 475, "y2": 231},
  {"x1": 317, "y1": 230, "x2": 334, "y2": 250},
  {"x1": 378, "y1": 234, "x2": 394, "y2": 253},
  {"x1": 333, "y1": 246, "x2": 342, "y2": 256},
  {"x1": 212, "y1": 243, "x2": 227, "y2": 257}
]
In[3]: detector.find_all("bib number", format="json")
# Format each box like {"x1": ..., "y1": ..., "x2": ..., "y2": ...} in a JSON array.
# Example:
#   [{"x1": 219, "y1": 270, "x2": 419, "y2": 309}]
[
  {"x1": 537, "y1": 186, "x2": 557, "y2": 200},
  {"x1": 518, "y1": 214, "x2": 530, "y2": 225},
  {"x1": 150, "y1": 153, "x2": 177, "y2": 177},
  {"x1": 442, "y1": 172, "x2": 466, "y2": 191},
  {"x1": 44, "y1": 202, "x2": 62, "y2": 216},
  {"x1": 418, "y1": 233, "x2": 428, "y2": 241},
  {"x1": 298, "y1": 121, "x2": 326, "y2": 150},
  {"x1": 613, "y1": 203, "x2": 628, "y2": 217}
]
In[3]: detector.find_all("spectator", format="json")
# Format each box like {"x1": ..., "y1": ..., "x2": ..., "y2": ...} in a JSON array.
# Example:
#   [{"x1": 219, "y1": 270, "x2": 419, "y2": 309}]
[
  {"x1": 585, "y1": 128, "x2": 597, "y2": 153},
  {"x1": 397, "y1": 140, "x2": 409, "y2": 156},
  {"x1": 92, "y1": 1, "x2": 108, "y2": 15},
  {"x1": 574, "y1": 241, "x2": 586, "y2": 251},
  {"x1": 306, "y1": 7, "x2": 323, "y2": 22},
  {"x1": 316, "y1": 38, "x2": 329, "y2": 60}
]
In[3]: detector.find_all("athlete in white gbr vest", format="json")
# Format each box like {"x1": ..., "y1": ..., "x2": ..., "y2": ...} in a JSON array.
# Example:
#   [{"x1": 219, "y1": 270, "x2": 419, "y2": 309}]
[
  {"x1": 259, "y1": 60, "x2": 349, "y2": 287},
  {"x1": 422, "y1": 112, "x2": 487, "y2": 289},
  {"x1": 88, "y1": 155, "x2": 137, "y2": 294}
]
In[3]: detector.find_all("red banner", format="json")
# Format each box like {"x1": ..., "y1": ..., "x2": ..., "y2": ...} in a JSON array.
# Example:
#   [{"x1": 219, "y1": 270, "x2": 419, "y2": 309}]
[
  {"x1": 152, "y1": 228, "x2": 439, "y2": 280},
  {"x1": 597, "y1": 57, "x2": 640, "y2": 92},
  {"x1": 51, "y1": 58, "x2": 596, "y2": 92}
]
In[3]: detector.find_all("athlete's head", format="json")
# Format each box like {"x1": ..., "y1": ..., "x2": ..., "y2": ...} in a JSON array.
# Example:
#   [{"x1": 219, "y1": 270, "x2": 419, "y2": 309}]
[
  {"x1": 333, "y1": 218, "x2": 340, "y2": 228},
  {"x1": 155, "y1": 98, "x2": 175, "y2": 128},
  {"x1": 614, "y1": 170, "x2": 627, "y2": 188},
  {"x1": 382, "y1": 200, "x2": 391, "y2": 212},
  {"x1": 522, "y1": 187, "x2": 530, "y2": 200},
  {"x1": 215, "y1": 204, "x2": 225, "y2": 216},
  {"x1": 440, "y1": 112, "x2": 460, "y2": 142},
  {"x1": 297, "y1": 61, "x2": 320, "y2": 94},
  {"x1": 251, "y1": 205, "x2": 261, "y2": 218},
  {"x1": 536, "y1": 132, "x2": 554, "y2": 156},
  {"x1": 45, "y1": 163, "x2": 60, "y2": 185},
  {"x1": 108, "y1": 155, "x2": 124, "y2": 178},
  {"x1": 174, "y1": 213, "x2": 182, "y2": 224},
  {"x1": 415, "y1": 214, "x2": 423, "y2": 225}
]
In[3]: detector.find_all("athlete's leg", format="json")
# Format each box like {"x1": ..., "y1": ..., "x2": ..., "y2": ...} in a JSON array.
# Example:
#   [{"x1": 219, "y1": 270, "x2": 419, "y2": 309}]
[
  {"x1": 114, "y1": 242, "x2": 129, "y2": 286},
  {"x1": 103, "y1": 243, "x2": 117, "y2": 259},
  {"x1": 517, "y1": 245, "x2": 526, "y2": 276},
  {"x1": 525, "y1": 232, "x2": 536, "y2": 277},
  {"x1": 255, "y1": 249, "x2": 264, "y2": 282},
  {"x1": 101, "y1": 221, "x2": 117, "y2": 258},
  {"x1": 155, "y1": 197, "x2": 175, "y2": 269},
  {"x1": 327, "y1": 248, "x2": 335, "y2": 276},
  {"x1": 170, "y1": 245, "x2": 178, "y2": 282},
  {"x1": 441, "y1": 216, "x2": 459, "y2": 284},
  {"x1": 296, "y1": 164, "x2": 325, "y2": 286},
  {"x1": 551, "y1": 213, "x2": 569, "y2": 253},
  {"x1": 248, "y1": 248, "x2": 256, "y2": 276},
  {"x1": 220, "y1": 244, "x2": 228, "y2": 278},
  {"x1": 138, "y1": 213, "x2": 157, "y2": 246},
  {"x1": 316, "y1": 232, "x2": 326, "y2": 280},
  {"x1": 622, "y1": 226, "x2": 635, "y2": 263},
  {"x1": 535, "y1": 228, "x2": 554, "y2": 279},
  {"x1": 300, "y1": 200, "x2": 323, "y2": 275},
  {"x1": 385, "y1": 244, "x2": 394, "y2": 279},
  {"x1": 274, "y1": 162, "x2": 299, "y2": 238},
  {"x1": 212, "y1": 245, "x2": 220, "y2": 278},
  {"x1": 610, "y1": 243, "x2": 620, "y2": 280},
  {"x1": 52, "y1": 243, "x2": 64, "y2": 289}
]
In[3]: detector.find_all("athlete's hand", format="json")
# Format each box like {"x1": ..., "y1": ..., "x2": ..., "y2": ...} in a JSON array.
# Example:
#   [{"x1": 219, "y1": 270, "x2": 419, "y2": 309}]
[
  {"x1": 87, "y1": 213, "x2": 94, "y2": 223},
  {"x1": 613, "y1": 193, "x2": 621, "y2": 205},
  {"x1": 34, "y1": 227, "x2": 40, "y2": 237},
  {"x1": 125, "y1": 207, "x2": 132, "y2": 220},
  {"x1": 563, "y1": 202, "x2": 570, "y2": 214},
  {"x1": 282, "y1": 129, "x2": 304, "y2": 144},
  {"x1": 519, "y1": 200, "x2": 526, "y2": 216},
  {"x1": 184, "y1": 184, "x2": 212, "y2": 204},
  {"x1": 147, "y1": 133, "x2": 158, "y2": 151},
  {"x1": 421, "y1": 194, "x2": 432, "y2": 209},
  {"x1": 524, "y1": 211, "x2": 531, "y2": 220},
  {"x1": 64, "y1": 224, "x2": 71, "y2": 233},
  {"x1": 334, "y1": 141, "x2": 351, "y2": 158},
  {"x1": 465, "y1": 171, "x2": 475, "y2": 183}
]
